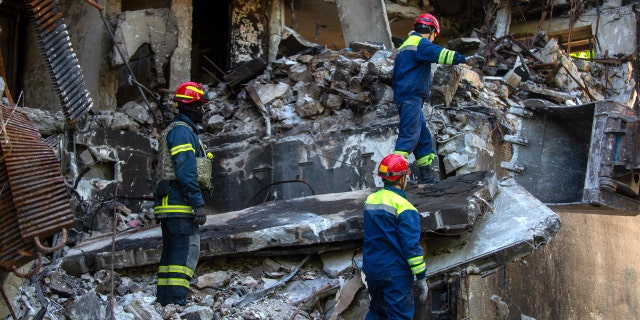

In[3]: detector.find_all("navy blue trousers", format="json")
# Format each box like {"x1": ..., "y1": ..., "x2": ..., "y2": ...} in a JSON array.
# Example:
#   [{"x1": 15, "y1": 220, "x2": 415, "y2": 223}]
[
  {"x1": 394, "y1": 97, "x2": 435, "y2": 166},
  {"x1": 156, "y1": 218, "x2": 200, "y2": 306},
  {"x1": 365, "y1": 274, "x2": 414, "y2": 319}
]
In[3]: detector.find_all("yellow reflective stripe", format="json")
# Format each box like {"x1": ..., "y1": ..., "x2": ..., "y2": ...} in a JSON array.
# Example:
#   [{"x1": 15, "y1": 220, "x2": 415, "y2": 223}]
[
  {"x1": 398, "y1": 35, "x2": 422, "y2": 50},
  {"x1": 162, "y1": 195, "x2": 168, "y2": 207},
  {"x1": 186, "y1": 85, "x2": 204, "y2": 94},
  {"x1": 154, "y1": 204, "x2": 193, "y2": 214},
  {"x1": 438, "y1": 48, "x2": 455, "y2": 65},
  {"x1": 157, "y1": 278, "x2": 190, "y2": 288},
  {"x1": 411, "y1": 262, "x2": 426, "y2": 274},
  {"x1": 408, "y1": 255, "x2": 426, "y2": 274},
  {"x1": 170, "y1": 143, "x2": 196, "y2": 156},
  {"x1": 158, "y1": 265, "x2": 194, "y2": 277},
  {"x1": 393, "y1": 151, "x2": 409, "y2": 158},
  {"x1": 416, "y1": 153, "x2": 435, "y2": 166},
  {"x1": 408, "y1": 256, "x2": 424, "y2": 265},
  {"x1": 365, "y1": 189, "x2": 417, "y2": 215},
  {"x1": 175, "y1": 94, "x2": 193, "y2": 99}
]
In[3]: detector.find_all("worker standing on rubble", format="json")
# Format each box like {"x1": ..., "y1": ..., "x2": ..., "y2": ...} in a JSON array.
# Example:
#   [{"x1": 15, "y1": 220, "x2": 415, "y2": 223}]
[
  {"x1": 392, "y1": 13, "x2": 485, "y2": 184},
  {"x1": 153, "y1": 81, "x2": 213, "y2": 306},
  {"x1": 362, "y1": 154, "x2": 429, "y2": 319}
]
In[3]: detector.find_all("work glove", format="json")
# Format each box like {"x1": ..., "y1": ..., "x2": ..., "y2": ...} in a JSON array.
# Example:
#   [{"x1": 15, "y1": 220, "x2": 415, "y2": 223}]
[
  {"x1": 465, "y1": 54, "x2": 486, "y2": 68},
  {"x1": 193, "y1": 206, "x2": 206, "y2": 226},
  {"x1": 414, "y1": 279, "x2": 429, "y2": 302}
]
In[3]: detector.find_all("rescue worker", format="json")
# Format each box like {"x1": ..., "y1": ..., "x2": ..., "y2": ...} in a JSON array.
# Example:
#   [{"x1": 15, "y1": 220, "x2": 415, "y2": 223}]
[
  {"x1": 153, "y1": 81, "x2": 211, "y2": 306},
  {"x1": 362, "y1": 154, "x2": 429, "y2": 319},
  {"x1": 392, "y1": 13, "x2": 485, "y2": 184}
]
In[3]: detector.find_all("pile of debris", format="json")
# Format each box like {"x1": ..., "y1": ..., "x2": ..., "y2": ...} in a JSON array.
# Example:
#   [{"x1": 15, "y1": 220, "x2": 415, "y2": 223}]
[
  {"x1": 6, "y1": 30, "x2": 636, "y2": 319},
  {"x1": 11, "y1": 252, "x2": 364, "y2": 320}
]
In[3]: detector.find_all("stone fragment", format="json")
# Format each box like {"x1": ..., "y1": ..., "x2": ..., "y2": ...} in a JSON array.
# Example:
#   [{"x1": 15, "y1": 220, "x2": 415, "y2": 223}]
[
  {"x1": 431, "y1": 65, "x2": 462, "y2": 106},
  {"x1": 503, "y1": 69, "x2": 522, "y2": 89},
  {"x1": 320, "y1": 250, "x2": 355, "y2": 278},
  {"x1": 283, "y1": 279, "x2": 339, "y2": 304},
  {"x1": 111, "y1": 112, "x2": 136, "y2": 130},
  {"x1": 120, "y1": 292, "x2": 162, "y2": 319},
  {"x1": 194, "y1": 271, "x2": 231, "y2": 290},
  {"x1": 121, "y1": 101, "x2": 154, "y2": 126},
  {"x1": 443, "y1": 37, "x2": 484, "y2": 56},
  {"x1": 321, "y1": 93, "x2": 344, "y2": 109},
  {"x1": 349, "y1": 41, "x2": 386, "y2": 54},
  {"x1": 254, "y1": 82, "x2": 290, "y2": 105},
  {"x1": 288, "y1": 63, "x2": 313, "y2": 83},
  {"x1": 207, "y1": 114, "x2": 225, "y2": 133},
  {"x1": 180, "y1": 305, "x2": 215, "y2": 320},
  {"x1": 443, "y1": 152, "x2": 469, "y2": 174},
  {"x1": 295, "y1": 95, "x2": 324, "y2": 118}
]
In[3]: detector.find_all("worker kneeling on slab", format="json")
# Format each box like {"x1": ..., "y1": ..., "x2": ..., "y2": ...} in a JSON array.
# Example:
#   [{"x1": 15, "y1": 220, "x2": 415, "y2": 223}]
[{"x1": 362, "y1": 154, "x2": 428, "y2": 319}]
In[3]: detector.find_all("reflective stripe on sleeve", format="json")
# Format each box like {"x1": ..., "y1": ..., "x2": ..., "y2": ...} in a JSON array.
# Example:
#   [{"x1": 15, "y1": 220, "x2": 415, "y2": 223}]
[
  {"x1": 438, "y1": 48, "x2": 456, "y2": 65},
  {"x1": 170, "y1": 143, "x2": 196, "y2": 156},
  {"x1": 408, "y1": 255, "x2": 426, "y2": 275}
]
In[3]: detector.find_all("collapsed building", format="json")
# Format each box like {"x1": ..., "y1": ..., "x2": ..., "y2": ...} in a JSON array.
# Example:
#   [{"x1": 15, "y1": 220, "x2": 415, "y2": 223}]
[{"x1": 0, "y1": 0, "x2": 639, "y2": 319}]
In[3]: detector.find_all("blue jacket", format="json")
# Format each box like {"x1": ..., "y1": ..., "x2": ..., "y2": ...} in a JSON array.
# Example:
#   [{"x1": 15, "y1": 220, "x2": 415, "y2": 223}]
[
  {"x1": 392, "y1": 32, "x2": 466, "y2": 103},
  {"x1": 154, "y1": 114, "x2": 205, "y2": 219},
  {"x1": 362, "y1": 186, "x2": 426, "y2": 280}
]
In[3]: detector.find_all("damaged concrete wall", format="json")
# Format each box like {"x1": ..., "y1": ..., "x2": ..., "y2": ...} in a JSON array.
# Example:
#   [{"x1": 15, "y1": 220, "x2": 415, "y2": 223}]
[
  {"x1": 336, "y1": 0, "x2": 393, "y2": 49},
  {"x1": 510, "y1": 3, "x2": 636, "y2": 57},
  {"x1": 229, "y1": 0, "x2": 269, "y2": 66},
  {"x1": 463, "y1": 211, "x2": 640, "y2": 320}
]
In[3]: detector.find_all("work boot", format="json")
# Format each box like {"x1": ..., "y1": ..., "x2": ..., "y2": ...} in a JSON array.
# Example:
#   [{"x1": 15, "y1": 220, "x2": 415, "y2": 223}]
[{"x1": 418, "y1": 165, "x2": 439, "y2": 184}]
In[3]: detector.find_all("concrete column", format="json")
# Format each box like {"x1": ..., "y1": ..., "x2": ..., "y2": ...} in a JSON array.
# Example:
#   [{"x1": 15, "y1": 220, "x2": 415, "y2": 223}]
[
  {"x1": 97, "y1": 0, "x2": 122, "y2": 111},
  {"x1": 268, "y1": 0, "x2": 285, "y2": 62},
  {"x1": 336, "y1": 0, "x2": 393, "y2": 50},
  {"x1": 170, "y1": 0, "x2": 193, "y2": 90},
  {"x1": 494, "y1": 0, "x2": 511, "y2": 39}
]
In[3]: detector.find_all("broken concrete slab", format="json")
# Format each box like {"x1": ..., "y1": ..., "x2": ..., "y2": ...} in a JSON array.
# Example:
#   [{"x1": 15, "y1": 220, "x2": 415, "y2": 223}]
[
  {"x1": 60, "y1": 170, "x2": 559, "y2": 286},
  {"x1": 408, "y1": 171, "x2": 497, "y2": 234},
  {"x1": 423, "y1": 177, "x2": 562, "y2": 281}
]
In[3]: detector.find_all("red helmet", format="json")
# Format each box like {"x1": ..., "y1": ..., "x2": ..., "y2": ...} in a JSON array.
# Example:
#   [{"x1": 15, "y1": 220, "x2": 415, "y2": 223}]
[
  {"x1": 377, "y1": 154, "x2": 411, "y2": 181},
  {"x1": 173, "y1": 81, "x2": 207, "y2": 104},
  {"x1": 414, "y1": 13, "x2": 440, "y2": 36}
]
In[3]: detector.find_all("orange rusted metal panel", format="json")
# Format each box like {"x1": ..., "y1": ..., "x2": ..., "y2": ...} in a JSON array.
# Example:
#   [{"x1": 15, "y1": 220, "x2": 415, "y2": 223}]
[{"x1": 0, "y1": 106, "x2": 73, "y2": 271}]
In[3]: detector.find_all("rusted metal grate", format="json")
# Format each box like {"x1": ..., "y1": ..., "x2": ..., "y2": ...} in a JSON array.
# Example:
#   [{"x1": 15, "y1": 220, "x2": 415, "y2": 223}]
[
  {"x1": 0, "y1": 107, "x2": 73, "y2": 271},
  {"x1": 0, "y1": 159, "x2": 38, "y2": 271},
  {"x1": 24, "y1": 0, "x2": 93, "y2": 121}
]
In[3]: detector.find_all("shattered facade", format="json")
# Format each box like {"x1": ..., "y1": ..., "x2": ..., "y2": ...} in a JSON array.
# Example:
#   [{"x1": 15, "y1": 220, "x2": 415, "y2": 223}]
[{"x1": 0, "y1": 0, "x2": 639, "y2": 319}]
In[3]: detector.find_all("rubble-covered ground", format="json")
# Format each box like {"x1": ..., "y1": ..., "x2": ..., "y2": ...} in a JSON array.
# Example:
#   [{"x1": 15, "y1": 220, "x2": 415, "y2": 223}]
[
  {"x1": 5, "y1": 27, "x2": 637, "y2": 320},
  {"x1": 12, "y1": 252, "x2": 365, "y2": 320}
]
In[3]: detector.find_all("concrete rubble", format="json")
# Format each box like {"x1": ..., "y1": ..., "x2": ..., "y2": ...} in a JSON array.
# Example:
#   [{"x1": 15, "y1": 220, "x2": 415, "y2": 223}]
[{"x1": 3, "y1": 13, "x2": 637, "y2": 319}]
